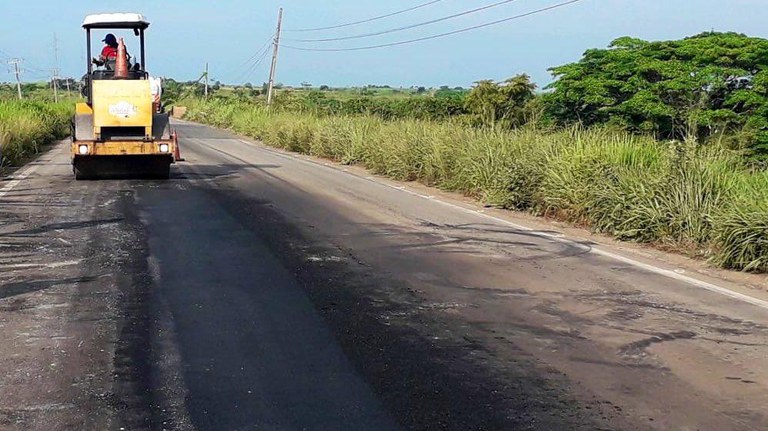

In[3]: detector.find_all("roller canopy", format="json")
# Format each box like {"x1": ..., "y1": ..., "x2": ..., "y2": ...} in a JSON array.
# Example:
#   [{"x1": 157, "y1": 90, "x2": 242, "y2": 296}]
[{"x1": 82, "y1": 13, "x2": 150, "y2": 29}]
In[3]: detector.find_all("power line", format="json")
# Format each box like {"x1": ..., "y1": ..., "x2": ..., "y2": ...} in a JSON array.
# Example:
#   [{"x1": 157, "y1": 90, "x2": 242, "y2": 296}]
[
  {"x1": 20, "y1": 61, "x2": 46, "y2": 73},
  {"x1": 0, "y1": 49, "x2": 44, "y2": 72},
  {"x1": 235, "y1": 40, "x2": 274, "y2": 82},
  {"x1": 282, "y1": 0, "x2": 585, "y2": 52},
  {"x1": 286, "y1": 0, "x2": 523, "y2": 43},
  {"x1": 285, "y1": 0, "x2": 445, "y2": 32},
  {"x1": 221, "y1": 36, "x2": 273, "y2": 83},
  {"x1": 237, "y1": 38, "x2": 273, "y2": 71},
  {"x1": 237, "y1": 46, "x2": 272, "y2": 82},
  {"x1": 21, "y1": 68, "x2": 47, "y2": 77}
]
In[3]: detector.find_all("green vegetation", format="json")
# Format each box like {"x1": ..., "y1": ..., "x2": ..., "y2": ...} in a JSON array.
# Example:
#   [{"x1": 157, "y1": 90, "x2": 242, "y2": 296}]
[
  {"x1": 0, "y1": 100, "x2": 71, "y2": 170},
  {"x1": 463, "y1": 74, "x2": 538, "y2": 128},
  {"x1": 274, "y1": 89, "x2": 466, "y2": 121},
  {"x1": 546, "y1": 32, "x2": 768, "y2": 162},
  {"x1": 164, "y1": 79, "x2": 469, "y2": 121},
  {"x1": 183, "y1": 97, "x2": 768, "y2": 273},
  {"x1": 0, "y1": 81, "x2": 79, "y2": 170}
]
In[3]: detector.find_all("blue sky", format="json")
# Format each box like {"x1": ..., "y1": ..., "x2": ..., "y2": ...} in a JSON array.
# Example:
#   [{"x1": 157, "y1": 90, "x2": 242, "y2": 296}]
[{"x1": 1, "y1": 0, "x2": 766, "y2": 88}]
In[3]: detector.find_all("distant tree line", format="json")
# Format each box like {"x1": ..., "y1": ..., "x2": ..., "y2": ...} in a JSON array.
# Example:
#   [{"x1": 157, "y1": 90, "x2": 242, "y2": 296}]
[{"x1": 458, "y1": 32, "x2": 768, "y2": 161}]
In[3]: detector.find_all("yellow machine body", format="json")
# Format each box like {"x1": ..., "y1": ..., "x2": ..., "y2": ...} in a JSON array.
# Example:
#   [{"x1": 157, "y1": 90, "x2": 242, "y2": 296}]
[
  {"x1": 72, "y1": 80, "x2": 177, "y2": 179},
  {"x1": 73, "y1": 12, "x2": 177, "y2": 179},
  {"x1": 92, "y1": 80, "x2": 153, "y2": 138}
]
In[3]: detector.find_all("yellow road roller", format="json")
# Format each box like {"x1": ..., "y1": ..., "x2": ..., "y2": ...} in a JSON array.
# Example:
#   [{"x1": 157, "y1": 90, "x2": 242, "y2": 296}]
[{"x1": 72, "y1": 13, "x2": 179, "y2": 180}]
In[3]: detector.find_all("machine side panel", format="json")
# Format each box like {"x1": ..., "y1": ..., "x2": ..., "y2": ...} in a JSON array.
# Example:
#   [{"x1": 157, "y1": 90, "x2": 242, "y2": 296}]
[
  {"x1": 74, "y1": 114, "x2": 96, "y2": 141},
  {"x1": 152, "y1": 113, "x2": 172, "y2": 140}
]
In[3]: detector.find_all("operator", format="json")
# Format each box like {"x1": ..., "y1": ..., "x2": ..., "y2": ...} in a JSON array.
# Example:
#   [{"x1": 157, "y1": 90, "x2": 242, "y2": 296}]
[
  {"x1": 95, "y1": 33, "x2": 118, "y2": 66},
  {"x1": 93, "y1": 34, "x2": 130, "y2": 69}
]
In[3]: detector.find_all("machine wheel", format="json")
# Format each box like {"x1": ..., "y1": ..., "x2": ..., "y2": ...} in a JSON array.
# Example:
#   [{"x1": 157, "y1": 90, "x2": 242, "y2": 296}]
[
  {"x1": 152, "y1": 165, "x2": 171, "y2": 180},
  {"x1": 73, "y1": 156, "x2": 171, "y2": 180},
  {"x1": 146, "y1": 158, "x2": 172, "y2": 180},
  {"x1": 73, "y1": 163, "x2": 92, "y2": 180}
]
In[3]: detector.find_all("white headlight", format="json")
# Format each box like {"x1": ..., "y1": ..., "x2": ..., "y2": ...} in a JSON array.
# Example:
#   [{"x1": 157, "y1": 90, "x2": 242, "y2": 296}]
[
  {"x1": 78, "y1": 145, "x2": 89, "y2": 155},
  {"x1": 159, "y1": 144, "x2": 170, "y2": 153}
]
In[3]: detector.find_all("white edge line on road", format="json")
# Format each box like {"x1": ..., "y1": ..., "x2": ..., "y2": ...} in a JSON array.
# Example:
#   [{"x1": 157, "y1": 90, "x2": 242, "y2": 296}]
[
  {"x1": 0, "y1": 160, "x2": 42, "y2": 199},
  {"x1": 236, "y1": 139, "x2": 768, "y2": 312},
  {"x1": 0, "y1": 140, "x2": 68, "y2": 200}
]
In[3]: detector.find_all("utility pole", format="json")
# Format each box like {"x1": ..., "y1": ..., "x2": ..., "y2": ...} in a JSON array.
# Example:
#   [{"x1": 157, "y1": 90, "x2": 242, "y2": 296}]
[
  {"x1": 52, "y1": 34, "x2": 59, "y2": 102},
  {"x1": 51, "y1": 69, "x2": 59, "y2": 103},
  {"x1": 53, "y1": 33, "x2": 59, "y2": 66},
  {"x1": 65, "y1": 78, "x2": 71, "y2": 97},
  {"x1": 204, "y1": 62, "x2": 209, "y2": 98},
  {"x1": 266, "y1": 8, "x2": 283, "y2": 107},
  {"x1": 9, "y1": 59, "x2": 23, "y2": 100}
]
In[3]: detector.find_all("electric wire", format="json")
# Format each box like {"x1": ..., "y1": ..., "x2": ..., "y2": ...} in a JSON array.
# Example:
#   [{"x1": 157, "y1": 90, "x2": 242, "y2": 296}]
[
  {"x1": 286, "y1": 0, "x2": 522, "y2": 43},
  {"x1": 234, "y1": 46, "x2": 271, "y2": 81},
  {"x1": 285, "y1": 0, "x2": 445, "y2": 32},
  {"x1": 236, "y1": 43, "x2": 273, "y2": 83},
  {"x1": 281, "y1": 0, "x2": 585, "y2": 52},
  {"x1": 216, "y1": 35, "x2": 272, "y2": 84},
  {"x1": 240, "y1": 52, "x2": 271, "y2": 83},
  {"x1": 236, "y1": 38, "x2": 273, "y2": 71}
]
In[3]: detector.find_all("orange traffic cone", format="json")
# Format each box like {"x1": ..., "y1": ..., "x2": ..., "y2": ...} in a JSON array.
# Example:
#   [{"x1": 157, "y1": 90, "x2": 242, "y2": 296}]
[
  {"x1": 172, "y1": 131, "x2": 184, "y2": 161},
  {"x1": 114, "y1": 38, "x2": 129, "y2": 79}
]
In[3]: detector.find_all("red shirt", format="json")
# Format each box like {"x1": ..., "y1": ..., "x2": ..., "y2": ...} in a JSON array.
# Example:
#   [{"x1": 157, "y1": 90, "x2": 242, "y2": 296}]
[{"x1": 101, "y1": 46, "x2": 117, "y2": 59}]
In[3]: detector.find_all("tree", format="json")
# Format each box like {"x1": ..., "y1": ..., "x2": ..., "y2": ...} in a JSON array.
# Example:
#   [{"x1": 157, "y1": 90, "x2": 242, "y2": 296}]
[
  {"x1": 464, "y1": 74, "x2": 537, "y2": 128},
  {"x1": 545, "y1": 32, "x2": 768, "y2": 159}
]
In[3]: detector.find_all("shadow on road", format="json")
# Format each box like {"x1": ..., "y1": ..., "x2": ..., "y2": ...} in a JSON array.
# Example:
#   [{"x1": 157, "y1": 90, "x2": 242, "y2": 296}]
[
  {"x1": 0, "y1": 276, "x2": 97, "y2": 300},
  {"x1": 1, "y1": 218, "x2": 124, "y2": 238}
]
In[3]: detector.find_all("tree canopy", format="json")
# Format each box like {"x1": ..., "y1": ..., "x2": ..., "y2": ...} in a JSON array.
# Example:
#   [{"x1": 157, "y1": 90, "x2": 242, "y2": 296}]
[
  {"x1": 465, "y1": 74, "x2": 537, "y2": 128},
  {"x1": 545, "y1": 32, "x2": 768, "y2": 160}
]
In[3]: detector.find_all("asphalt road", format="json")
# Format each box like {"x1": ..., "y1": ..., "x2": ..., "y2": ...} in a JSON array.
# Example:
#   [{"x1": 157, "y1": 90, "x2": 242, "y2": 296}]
[{"x1": 1, "y1": 121, "x2": 767, "y2": 430}]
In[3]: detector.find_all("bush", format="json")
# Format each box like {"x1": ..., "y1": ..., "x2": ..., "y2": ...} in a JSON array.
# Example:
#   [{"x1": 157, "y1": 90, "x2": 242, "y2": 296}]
[
  {"x1": 272, "y1": 91, "x2": 468, "y2": 121},
  {"x1": 0, "y1": 100, "x2": 71, "y2": 168}
]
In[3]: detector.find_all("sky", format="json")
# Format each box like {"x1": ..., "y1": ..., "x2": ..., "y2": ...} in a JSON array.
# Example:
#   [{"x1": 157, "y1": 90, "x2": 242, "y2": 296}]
[{"x1": 1, "y1": 0, "x2": 767, "y2": 88}]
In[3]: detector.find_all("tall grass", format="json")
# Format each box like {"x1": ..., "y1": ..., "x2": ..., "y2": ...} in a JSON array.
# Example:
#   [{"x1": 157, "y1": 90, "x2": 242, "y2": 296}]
[
  {"x1": 183, "y1": 98, "x2": 768, "y2": 273},
  {"x1": 0, "y1": 100, "x2": 71, "y2": 169}
]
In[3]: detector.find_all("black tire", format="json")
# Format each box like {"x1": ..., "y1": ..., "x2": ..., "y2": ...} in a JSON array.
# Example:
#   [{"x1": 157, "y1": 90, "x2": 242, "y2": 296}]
[
  {"x1": 153, "y1": 166, "x2": 171, "y2": 180},
  {"x1": 146, "y1": 158, "x2": 172, "y2": 180},
  {"x1": 73, "y1": 164, "x2": 91, "y2": 180},
  {"x1": 73, "y1": 158, "x2": 98, "y2": 180}
]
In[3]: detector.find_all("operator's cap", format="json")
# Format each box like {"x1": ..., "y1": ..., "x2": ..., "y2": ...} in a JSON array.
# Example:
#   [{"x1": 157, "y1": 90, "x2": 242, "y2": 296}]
[{"x1": 102, "y1": 33, "x2": 117, "y2": 45}]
